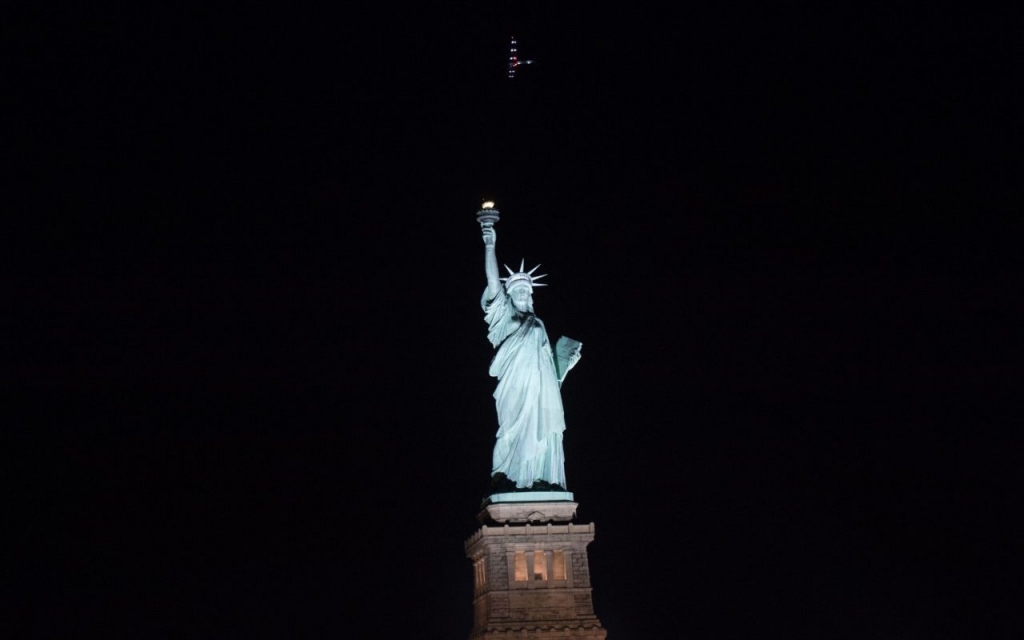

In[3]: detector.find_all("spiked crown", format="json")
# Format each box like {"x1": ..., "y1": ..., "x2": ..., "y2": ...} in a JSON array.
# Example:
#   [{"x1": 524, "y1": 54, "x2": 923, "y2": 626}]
[{"x1": 501, "y1": 259, "x2": 547, "y2": 292}]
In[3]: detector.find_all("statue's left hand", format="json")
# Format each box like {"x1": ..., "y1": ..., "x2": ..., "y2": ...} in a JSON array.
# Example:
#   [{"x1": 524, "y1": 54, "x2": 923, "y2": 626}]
[{"x1": 568, "y1": 345, "x2": 582, "y2": 369}]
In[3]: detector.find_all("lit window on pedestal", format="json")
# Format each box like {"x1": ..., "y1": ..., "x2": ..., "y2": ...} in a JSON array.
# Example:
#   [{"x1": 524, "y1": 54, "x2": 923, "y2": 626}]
[
  {"x1": 533, "y1": 551, "x2": 547, "y2": 581},
  {"x1": 475, "y1": 559, "x2": 486, "y2": 588},
  {"x1": 552, "y1": 551, "x2": 566, "y2": 580},
  {"x1": 514, "y1": 552, "x2": 528, "y2": 582}
]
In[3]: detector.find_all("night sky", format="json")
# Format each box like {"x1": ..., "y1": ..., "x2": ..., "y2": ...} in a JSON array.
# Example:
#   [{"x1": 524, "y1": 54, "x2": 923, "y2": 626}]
[{"x1": 11, "y1": 3, "x2": 1021, "y2": 639}]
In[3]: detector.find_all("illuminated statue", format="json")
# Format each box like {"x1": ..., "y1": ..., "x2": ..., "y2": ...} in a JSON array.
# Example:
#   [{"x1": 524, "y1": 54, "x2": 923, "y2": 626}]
[{"x1": 478, "y1": 205, "x2": 582, "y2": 491}]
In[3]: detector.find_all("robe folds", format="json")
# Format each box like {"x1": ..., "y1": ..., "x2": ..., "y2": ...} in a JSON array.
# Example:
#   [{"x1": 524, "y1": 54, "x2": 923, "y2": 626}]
[{"x1": 482, "y1": 288, "x2": 567, "y2": 489}]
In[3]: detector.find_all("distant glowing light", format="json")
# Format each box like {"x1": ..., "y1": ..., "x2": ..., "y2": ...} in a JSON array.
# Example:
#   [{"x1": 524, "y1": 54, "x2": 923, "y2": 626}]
[{"x1": 482, "y1": 200, "x2": 495, "y2": 209}]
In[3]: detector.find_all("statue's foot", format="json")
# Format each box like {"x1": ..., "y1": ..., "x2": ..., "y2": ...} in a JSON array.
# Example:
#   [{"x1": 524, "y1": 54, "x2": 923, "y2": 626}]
[
  {"x1": 529, "y1": 479, "x2": 566, "y2": 492},
  {"x1": 490, "y1": 473, "x2": 566, "y2": 494},
  {"x1": 490, "y1": 473, "x2": 517, "y2": 494}
]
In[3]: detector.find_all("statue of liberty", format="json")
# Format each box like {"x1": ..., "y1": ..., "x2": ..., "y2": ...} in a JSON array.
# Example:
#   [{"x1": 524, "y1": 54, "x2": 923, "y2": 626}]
[{"x1": 478, "y1": 205, "x2": 582, "y2": 492}]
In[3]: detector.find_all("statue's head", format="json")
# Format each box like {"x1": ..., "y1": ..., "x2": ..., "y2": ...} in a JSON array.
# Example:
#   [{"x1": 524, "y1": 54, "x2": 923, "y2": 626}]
[
  {"x1": 502, "y1": 260, "x2": 546, "y2": 313},
  {"x1": 508, "y1": 282, "x2": 534, "y2": 313}
]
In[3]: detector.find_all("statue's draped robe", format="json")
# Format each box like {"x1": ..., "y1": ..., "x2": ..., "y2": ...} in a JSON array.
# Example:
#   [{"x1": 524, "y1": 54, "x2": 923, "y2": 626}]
[{"x1": 482, "y1": 288, "x2": 567, "y2": 489}]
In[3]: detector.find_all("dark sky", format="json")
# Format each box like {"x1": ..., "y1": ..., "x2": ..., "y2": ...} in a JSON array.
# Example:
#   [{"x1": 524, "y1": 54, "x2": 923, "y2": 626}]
[{"x1": 10, "y1": 3, "x2": 1021, "y2": 639}]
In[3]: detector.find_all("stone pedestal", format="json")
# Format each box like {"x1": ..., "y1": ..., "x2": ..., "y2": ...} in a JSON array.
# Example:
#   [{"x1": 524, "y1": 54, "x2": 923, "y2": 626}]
[
  {"x1": 478, "y1": 495, "x2": 578, "y2": 525},
  {"x1": 465, "y1": 501, "x2": 607, "y2": 640}
]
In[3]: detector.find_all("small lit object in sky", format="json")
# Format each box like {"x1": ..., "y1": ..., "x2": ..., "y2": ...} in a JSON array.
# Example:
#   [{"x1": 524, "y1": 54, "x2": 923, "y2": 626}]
[
  {"x1": 507, "y1": 36, "x2": 534, "y2": 80},
  {"x1": 482, "y1": 201, "x2": 495, "y2": 209}
]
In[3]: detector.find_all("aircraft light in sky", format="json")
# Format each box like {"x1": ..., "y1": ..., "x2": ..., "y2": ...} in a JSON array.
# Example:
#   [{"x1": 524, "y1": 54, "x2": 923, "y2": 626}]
[{"x1": 507, "y1": 36, "x2": 534, "y2": 79}]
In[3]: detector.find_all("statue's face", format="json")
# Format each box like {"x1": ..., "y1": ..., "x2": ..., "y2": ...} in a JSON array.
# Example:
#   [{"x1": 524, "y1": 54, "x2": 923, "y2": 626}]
[{"x1": 510, "y1": 286, "x2": 532, "y2": 312}]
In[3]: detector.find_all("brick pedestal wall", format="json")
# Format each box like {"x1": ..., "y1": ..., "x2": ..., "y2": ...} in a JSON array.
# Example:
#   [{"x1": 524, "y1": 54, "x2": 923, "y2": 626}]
[{"x1": 465, "y1": 519, "x2": 607, "y2": 640}]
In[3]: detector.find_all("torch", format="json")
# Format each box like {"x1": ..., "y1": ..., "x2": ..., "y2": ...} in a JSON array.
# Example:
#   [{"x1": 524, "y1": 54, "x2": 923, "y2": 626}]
[{"x1": 476, "y1": 200, "x2": 500, "y2": 229}]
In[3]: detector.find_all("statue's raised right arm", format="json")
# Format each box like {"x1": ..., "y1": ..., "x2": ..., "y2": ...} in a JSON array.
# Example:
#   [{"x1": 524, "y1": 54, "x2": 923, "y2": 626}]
[{"x1": 482, "y1": 226, "x2": 501, "y2": 300}]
